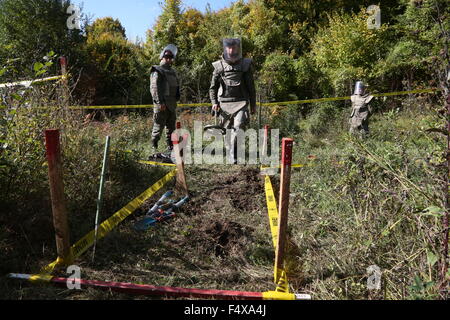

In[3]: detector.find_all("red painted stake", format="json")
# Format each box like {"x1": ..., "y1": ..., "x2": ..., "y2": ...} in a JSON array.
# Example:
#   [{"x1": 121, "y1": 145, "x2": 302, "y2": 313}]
[
  {"x1": 45, "y1": 129, "x2": 71, "y2": 263},
  {"x1": 274, "y1": 138, "x2": 293, "y2": 279}
]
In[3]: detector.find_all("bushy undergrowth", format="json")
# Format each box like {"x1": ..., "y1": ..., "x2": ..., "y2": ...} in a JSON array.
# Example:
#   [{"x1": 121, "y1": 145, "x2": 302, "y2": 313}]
[
  {"x1": 1, "y1": 87, "x2": 447, "y2": 300},
  {"x1": 0, "y1": 86, "x2": 162, "y2": 282},
  {"x1": 286, "y1": 99, "x2": 447, "y2": 299}
]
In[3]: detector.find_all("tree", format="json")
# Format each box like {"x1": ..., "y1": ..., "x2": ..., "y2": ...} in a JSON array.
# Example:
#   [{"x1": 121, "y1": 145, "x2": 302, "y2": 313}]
[
  {"x1": 0, "y1": 0, "x2": 85, "y2": 79},
  {"x1": 374, "y1": 0, "x2": 450, "y2": 92},
  {"x1": 311, "y1": 9, "x2": 390, "y2": 96},
  {"x1": 152, "y1": 0, "x2": 183, "y2": 53},
  {"x1": 86, "y1": 17, "x2": 126, "y2": 41},
  {"x1": 85, "y1": 17, "x2": 147, "y2": 105}
]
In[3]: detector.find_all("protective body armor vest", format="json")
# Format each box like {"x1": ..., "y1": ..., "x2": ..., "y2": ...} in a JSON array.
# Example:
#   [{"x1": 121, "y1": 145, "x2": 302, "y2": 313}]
[
  {"x1": 212, "y1": 58, "x2": 252, "y2": 103},
  {"x1": 151, "y1": 65, "x2": 179, "y2": 102},
  {"x1": 350, "y1": 94, "x2": 374, "y2": 118}
]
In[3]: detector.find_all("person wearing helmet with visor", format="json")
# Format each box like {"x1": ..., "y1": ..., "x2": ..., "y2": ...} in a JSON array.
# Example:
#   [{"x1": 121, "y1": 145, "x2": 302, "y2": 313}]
[
  {"x1": 349, "y1": 81, "x2": 374, "y2": 138},
  {"x1": 209, "y1": 38, "x2": 256, "y2": 164},
  {"x1": 150, "y1": 44, "x2": 180, "y2": 152}
]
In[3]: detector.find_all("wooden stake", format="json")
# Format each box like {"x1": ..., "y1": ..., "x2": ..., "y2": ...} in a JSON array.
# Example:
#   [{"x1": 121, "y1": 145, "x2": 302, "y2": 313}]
[
  {"x1": 59, "y1": 57, "x2": 69, "y2": 103},
  {"x1": 45, "y1": 129, "x2": 72, "y2": 264},
  {"x1": 274, "y1": 138, "x2": 293, "y2": 279},
  {"x1": 173, "y1": 122, "x2": 188, "y2": 196}
]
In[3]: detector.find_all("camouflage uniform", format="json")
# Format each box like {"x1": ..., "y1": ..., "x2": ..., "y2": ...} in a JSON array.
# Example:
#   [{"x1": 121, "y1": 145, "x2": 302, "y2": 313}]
[
  {"x1": 150, "y1": 62, "x2": 180, "y2": 150},
  {"x1": 349, "y1": 93, "x2": 374, "y2": 138},
  {"x1": 209, "y1": 56, "x2": 256, "y2": 162}
]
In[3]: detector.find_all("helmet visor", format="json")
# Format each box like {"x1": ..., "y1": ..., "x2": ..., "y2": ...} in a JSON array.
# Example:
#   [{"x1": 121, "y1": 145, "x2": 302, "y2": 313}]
[
  {"x1": 223, "y1": 38, "x2": 242, "y2": 63},
  {"x1": 354, "y1": 81, "x2": 366, "y2": 95}
]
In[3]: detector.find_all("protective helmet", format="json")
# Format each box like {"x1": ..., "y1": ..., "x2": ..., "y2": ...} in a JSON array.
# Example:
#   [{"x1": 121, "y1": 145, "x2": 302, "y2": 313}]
[
  {"x1": 223, "y1": 38, "x2": 242, "y2": 63},
  {"x1": 159, "y1": 44, "x2": 178, "y2": 60},
  {"x1": 354, "y1": 81, "x2": 366, "y2": 95}
]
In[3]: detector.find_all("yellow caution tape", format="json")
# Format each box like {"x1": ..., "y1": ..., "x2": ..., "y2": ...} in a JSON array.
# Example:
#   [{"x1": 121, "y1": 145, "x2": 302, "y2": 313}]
[
  {"x1": 264, "y1": 174, "x2": 290, "y2": 293},
  {"x1": 30, "y1": 274, "x2": 54, "y2": 282},
  {"x1": 139, "y1": 160, "x2": 176, "y2": 167},
  {"x1": 41, "y1": 169, "x2": 177, "y2": 273},
  {"x1": 178, "y1": 103, "x2": 210, "y2": 108},
  {"x1": 40, "y1": 256, "x2": 70, "y2": 274},
  {"x1": 69, "y1": 104, "x2": 154, "y2": 110},
  {"x1": 262, "y1": 291, "x2": 296, "y2": 300},
  {"x1": 264, "y1": 175, "x2": 279, "y2": 248},
  {"x1": 70, "y1": 169, "x2": 176, "y2": 259},
  {"x1": 262, "y1": 163, "x2": 310, "y2": 170},
  {"x1": 261, "y1": 88, "x2": 439, "y2": 106},
  {"x1": 66, "y1": 88, "x2": 440, "y2": 110},
  {"x1": 2, "y1": 87, "x2": 440, "y2": 111},
  {"x1": 274, "y1": 268, "x2": 290, "y2": 293}
]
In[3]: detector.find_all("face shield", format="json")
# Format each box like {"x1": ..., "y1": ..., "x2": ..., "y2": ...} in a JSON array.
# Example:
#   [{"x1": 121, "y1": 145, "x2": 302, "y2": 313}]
[
  {"x1": 159, "y1": 44, "x2": 178, "y2": 60},
  {"x1": 223, "y1": 38, "x2": 242, "y2": 63},
  {"x1": 354, "y1": 81, "x2": 366, "y2": 95}
]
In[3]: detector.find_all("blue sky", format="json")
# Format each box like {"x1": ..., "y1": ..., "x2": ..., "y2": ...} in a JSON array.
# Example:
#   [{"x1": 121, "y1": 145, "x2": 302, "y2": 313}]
[{"x1": 71, "y1": 0, "x2": 236, "y2": 42}]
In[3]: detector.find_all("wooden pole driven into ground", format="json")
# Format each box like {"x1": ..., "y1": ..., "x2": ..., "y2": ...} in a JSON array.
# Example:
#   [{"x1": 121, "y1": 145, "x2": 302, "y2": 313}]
[
  {"x1": 44, "y1": 129, "x2": 72, "y2": 264},
  {"x1": 59, "y1": 57, "x2": 69, "y2": 102},
  {"x1": 274, "y1": 138, "x2": 293, "y2": 279},
  {"x1": 173, "y1": 121, "x2": 188, "y2": 196}
]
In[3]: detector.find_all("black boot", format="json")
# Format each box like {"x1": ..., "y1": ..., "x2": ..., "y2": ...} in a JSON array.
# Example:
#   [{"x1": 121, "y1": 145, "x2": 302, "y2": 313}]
[
  {"x1": 151, "y1": 138, "x2": 158, "y2": 151},
  {"x1": 166, "y1": 139, "x2": 173, "y2": 152}
]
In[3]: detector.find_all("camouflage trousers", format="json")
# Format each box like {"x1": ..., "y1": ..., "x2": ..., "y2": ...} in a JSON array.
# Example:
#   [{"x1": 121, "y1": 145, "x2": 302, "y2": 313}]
[{"x1": 151, "y1": 106, "x2": 177, "y2": 147}]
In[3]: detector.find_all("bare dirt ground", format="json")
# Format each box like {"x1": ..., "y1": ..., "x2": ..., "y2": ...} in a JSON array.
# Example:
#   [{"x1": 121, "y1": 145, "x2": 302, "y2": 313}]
[{"x1": 2, "y1": 164, "x2": 280, "y2": 299}]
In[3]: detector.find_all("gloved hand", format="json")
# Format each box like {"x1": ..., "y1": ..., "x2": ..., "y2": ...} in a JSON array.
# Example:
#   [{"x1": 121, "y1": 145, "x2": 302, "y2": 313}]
[{"x1": 211, "y1": 104, "x2": 220, "y2": 117}]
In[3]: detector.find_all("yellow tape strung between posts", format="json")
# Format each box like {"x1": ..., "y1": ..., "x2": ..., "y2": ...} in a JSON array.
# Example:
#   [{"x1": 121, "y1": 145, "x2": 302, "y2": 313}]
[
  {"x1": 262, "y1": 163, "x2": 311, "y2": 170},
  {"x1": 139, "y1": 160, "x2": 176, "y2": 167},
  {"x1": 66, "y1": 88, "x2": 439, "y2": 110},
  {"x1": 41, "y1": 169, "x2": 177, "y2": 274},
  {"x1": 261, "y1": 88, "x2": 439, "y2": 107},
  {"x1": 263, "y1": 174, "x2": 290, "y2": 293}
]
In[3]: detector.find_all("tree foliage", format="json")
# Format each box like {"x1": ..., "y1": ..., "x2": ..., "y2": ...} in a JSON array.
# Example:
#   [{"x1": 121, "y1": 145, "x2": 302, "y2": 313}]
[
  {"x1": 0, "y1": 0, "x2": 84, "y2": 80},
  {"x1": 0, "y1": 0, "x2": 446, "y2": 107}
]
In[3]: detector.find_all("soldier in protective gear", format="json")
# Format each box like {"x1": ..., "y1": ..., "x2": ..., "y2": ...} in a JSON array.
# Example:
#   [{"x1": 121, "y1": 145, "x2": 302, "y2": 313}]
[
  {"x1": 150, "y1": 44, "x2": 180, "y2": 152},
  {"x1": 209, "y1": 38, "x2": 256, "y2": 164},
  {"x1": 349, "y1": 81, "x2": 374, "y2": 138}
]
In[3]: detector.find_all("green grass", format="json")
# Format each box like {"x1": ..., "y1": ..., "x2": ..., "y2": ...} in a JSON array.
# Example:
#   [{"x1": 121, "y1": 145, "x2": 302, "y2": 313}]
[{"x1": 0, "y1": 99, "x2": 447, "y2": 300}]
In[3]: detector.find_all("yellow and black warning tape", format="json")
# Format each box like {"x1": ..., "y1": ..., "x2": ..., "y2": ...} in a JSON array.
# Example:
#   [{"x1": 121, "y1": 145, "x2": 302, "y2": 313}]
[
  {"x1": 41, "y1": 169, "x2": 177, "y2": 274},
  {"x1": 63, "y1": 88, "x2": 440, "y2": 110},
  {"x1": 261, "y1": 88, "x2": 438, "y2": 107},
  {"x1": 263, "y1": 174, "x2": 290, "y2": 293},
  {"x1": 139, "y1": 160, "x2": 176, "y2": 167}
]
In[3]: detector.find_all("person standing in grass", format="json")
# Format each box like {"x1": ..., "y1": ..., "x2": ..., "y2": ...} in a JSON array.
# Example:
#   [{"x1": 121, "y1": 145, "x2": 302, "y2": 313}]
[
  {"x1": 209, "y1": 38, "x2": 257, "y2": 164},
  {"x1": 349, "y1": 81, "x2": 374, "y2": 138},
  {"x1": 150, "y1": 44, "x2": 180, "y2": 153}
]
